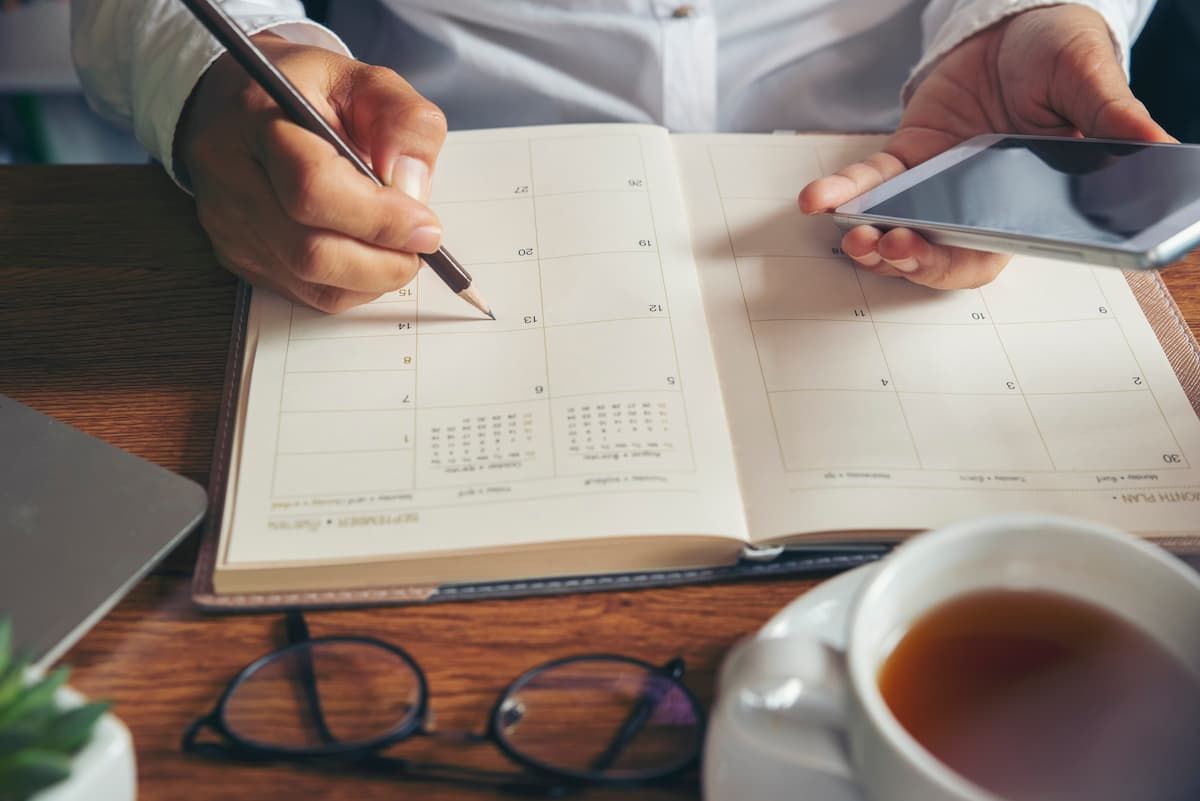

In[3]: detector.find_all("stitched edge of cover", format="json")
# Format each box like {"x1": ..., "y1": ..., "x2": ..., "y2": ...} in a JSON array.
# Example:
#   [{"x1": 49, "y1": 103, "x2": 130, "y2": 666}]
[
  {"x1": 189, "y1": 281, "x2": 250, "y2": 606},
  {"x1": 190, "y1": 552, "x2": 887, "y2": 612},
  {"x1": 1128, "y1": 270, "x2": 1200, "y2": 418},
  {"x1": 1126, "y1": 270, "x2": 1200, "y2": 550}
]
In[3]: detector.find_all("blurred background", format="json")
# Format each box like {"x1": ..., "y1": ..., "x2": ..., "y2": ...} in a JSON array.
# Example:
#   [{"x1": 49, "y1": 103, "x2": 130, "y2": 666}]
[
  {"x1": 0, "y1": 0, "x2": 144, "y2": 164},
  {"x1": 0, "y1": 0, "x2": 1196, "y2": 166}
]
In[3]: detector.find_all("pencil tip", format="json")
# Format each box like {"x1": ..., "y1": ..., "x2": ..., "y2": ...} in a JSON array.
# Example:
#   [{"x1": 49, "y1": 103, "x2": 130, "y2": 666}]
[{"x1": 458, "y1": 285, "x2": 494, "y2": 320}]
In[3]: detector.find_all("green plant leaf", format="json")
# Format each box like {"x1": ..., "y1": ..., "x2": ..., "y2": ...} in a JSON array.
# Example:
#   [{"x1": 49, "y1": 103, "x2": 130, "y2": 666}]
[
  {"x1": 35, "y1": 702, "x2": 110, "y2": 755},
  {"x1": 0, "y1": 659, "x2": 32, "y2": 720},
  {"x1": 0, "y1": 668, "x2": 69, "y2": 728},
  {"x1": 0, "y1": 705, "x2": 57, "y2": 736},
  {"x1": 0, "y1": 619, "x2": 10, "y2": 675},
  {"x1": 0, "y1": 749, "x2": 71, "y2": 801},
  {"x1": 0, "y1": 720, "x2": 53, "y2": 758}
]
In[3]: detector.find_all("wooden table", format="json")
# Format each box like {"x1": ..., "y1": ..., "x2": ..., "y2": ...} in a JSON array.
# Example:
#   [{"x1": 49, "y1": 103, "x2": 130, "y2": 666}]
[{"x1": 3, "y1": 166, "x2": 1199, "y2": 801}]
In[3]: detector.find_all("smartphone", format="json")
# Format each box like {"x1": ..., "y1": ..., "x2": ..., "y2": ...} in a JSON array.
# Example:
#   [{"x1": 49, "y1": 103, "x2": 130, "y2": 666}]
[{"x1": 832, "y1": 134, "x2": 1200, "y2": 269}]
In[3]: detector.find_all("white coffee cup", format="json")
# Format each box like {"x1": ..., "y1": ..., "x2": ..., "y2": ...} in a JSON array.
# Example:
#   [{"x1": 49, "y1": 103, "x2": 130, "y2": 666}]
[{"x1": 704, "y1": 513, "x2": 1200, "y2": 801}]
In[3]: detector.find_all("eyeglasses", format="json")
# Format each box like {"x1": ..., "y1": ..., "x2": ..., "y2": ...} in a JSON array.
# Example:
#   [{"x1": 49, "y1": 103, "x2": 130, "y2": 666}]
[{"x1": 183, "y1": 612, "x2": 705, "y2": 795}]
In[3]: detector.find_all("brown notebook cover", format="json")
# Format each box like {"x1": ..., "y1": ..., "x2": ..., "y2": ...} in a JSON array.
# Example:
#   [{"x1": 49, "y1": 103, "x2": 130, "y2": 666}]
[{"x1": 191, "y1": 271, "x2": 1200, "y2": 612}]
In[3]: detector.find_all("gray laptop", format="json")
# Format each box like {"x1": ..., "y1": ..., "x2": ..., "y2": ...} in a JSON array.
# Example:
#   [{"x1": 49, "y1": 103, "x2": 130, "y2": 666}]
[{"x1": 0, "y1": 393, "x2": 208, "y2": 669}]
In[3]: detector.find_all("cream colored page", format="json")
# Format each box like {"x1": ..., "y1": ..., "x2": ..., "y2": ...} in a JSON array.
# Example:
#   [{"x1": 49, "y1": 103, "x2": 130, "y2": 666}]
[
  {"x1": 674, "y1": 133, "x2": 1200, "y2": 539},
  {"x1": 220, "y1": 124, "x2": 746, "y2": 568}
]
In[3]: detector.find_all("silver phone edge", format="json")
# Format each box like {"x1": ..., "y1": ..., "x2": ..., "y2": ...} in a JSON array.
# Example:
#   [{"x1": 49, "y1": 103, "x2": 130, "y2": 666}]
[{"x1": 828, "y1": 213, "x2": 1192, "y2": 271}]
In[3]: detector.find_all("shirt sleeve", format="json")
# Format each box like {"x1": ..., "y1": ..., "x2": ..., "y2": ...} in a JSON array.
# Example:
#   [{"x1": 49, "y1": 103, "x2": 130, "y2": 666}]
[
  {"x1": 70, "y1": 0, "x2": 350, "y2": 184},
  {"x1": 905, "y1": 0, "x2": 1157, "y2": 102}
]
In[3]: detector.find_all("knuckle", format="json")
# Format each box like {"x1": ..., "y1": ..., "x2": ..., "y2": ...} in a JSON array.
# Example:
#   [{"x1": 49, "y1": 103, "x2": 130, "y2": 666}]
[
  {"x1": 281, "y1": 163, "x2": 327, "y2": 226},
  {"x1": 295, "y1": 233, "x2": 336, "y2": 282},
  {"x1": 311, "y1": 286, "x2": 356, "y2": 314},
  {"x1": 409, "y1": 101, "x2": 448, "y2": 139},
  {"x1": 360, "y1": 64, "x2": 400, "y2": 87},
  {"x1": 363, "y1": 213, "x2": 409, "y2": 249},
  {"x1": 353, "y1": 63, "x2": 447, "y2": 145},
  {"x1": 925, "y1": 261, "x2": 954, "y2": 289},
  {"x1": 967, "y1": 265, "x2": 1007, "y2": 290},
  {"x1": 388, "y1": 253, "x2": 423, "y2": 288},
  {"x1": 379, "y1": 253, "x2": 427, "y2": 291},
  {"x1": 371, "y1": 252, "x2": 422, "y2": 291},
  {"x1": 353, "y1": 64, "x2": 414, "y2": 104}
]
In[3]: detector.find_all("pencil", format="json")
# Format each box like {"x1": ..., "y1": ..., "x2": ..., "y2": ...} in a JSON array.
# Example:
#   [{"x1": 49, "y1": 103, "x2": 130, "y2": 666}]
[{"x1": 177, "y1": 0, "x2": 494, "y2": 320}]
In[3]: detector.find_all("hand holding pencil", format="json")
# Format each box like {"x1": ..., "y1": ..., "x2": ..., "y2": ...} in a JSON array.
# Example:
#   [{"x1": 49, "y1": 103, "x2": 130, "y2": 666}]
[{"x1": 173, "y1": 2, "x2": 491, "y2": 317}]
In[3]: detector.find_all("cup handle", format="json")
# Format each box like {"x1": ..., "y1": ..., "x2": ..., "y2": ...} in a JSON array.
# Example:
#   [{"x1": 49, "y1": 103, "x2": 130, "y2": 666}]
[{"x1": 722, "y1": 634, "x2": 857, "y2": 779}]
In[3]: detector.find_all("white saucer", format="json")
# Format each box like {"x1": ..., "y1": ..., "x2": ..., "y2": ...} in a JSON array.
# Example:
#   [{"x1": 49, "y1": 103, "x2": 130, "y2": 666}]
[
  {"x1": 757, "y1": 562, "x2": 877, "y2": 645},
  {"x1": 703, "y1": 564, "x2": 879, "y2": 801}
]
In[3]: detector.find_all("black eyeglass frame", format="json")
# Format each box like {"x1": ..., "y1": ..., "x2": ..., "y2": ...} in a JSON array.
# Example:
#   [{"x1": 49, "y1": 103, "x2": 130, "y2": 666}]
[{"x1": 182, "y1": 624, "x2": 704, "y2": 790}]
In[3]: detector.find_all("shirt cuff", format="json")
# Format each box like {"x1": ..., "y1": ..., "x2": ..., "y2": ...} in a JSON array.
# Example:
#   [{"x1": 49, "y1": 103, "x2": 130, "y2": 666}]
[
  {"x1": 902, "y1": 0, "x2": 1135, "y2": 105},
  {"x1": 149, "y1": 18, "x2": 352, "y2": 190}
]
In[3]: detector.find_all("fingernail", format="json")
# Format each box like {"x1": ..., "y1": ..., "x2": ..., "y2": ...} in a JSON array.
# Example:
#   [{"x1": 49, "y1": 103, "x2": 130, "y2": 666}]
[
  {"x1": 853, "y1": 250, "x2": 882, "y2": 267},
  {"x1": 386, "y1": 155, "x2": 431, "y2": 202},
  {"x1": 887, "y1": 257, "x2": 919, "y2": 273},
  {"x1": 404, "y1": 225, "x2": 442, "y2": 254}
]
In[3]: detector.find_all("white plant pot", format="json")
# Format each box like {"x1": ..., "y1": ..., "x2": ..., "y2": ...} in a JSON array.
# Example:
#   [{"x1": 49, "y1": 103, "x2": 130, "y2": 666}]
[{"x1": 31, "y1": 686, "x2": 136, "y2": 801}]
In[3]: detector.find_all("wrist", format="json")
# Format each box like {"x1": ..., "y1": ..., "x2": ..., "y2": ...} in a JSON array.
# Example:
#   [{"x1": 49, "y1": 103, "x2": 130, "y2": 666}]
[
  {"x1": 173, "y1": 33, "x2": 314, "y2": 189},
  {"x1": 903, "y1": 1, "x2": 1101, "y2": 105}
]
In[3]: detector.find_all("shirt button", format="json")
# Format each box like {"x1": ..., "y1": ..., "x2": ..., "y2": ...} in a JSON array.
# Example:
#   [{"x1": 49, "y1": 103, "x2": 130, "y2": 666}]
[{"x1": 671, "y1": 4, "x2": 695, "y2": 18}]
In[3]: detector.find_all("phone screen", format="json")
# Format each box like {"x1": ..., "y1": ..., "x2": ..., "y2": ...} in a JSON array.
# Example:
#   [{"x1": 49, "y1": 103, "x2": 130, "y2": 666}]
[{"x1": 863, "y1": 138, "x2": 1200, "y2": 245}]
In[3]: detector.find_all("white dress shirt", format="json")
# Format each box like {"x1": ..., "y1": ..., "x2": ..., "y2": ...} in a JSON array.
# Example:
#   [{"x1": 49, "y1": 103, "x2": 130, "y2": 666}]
[{"x1": 70, "y1": 0, "x2": 1154, "y2": 184}]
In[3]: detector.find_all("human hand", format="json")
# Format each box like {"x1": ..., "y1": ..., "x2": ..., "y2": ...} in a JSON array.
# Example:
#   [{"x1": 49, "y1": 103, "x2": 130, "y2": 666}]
[
  {"x1": 799, "y1": 5, "x2": 1173, "y2": 290},
  {"x1": 176, "y1": 34, "x2": 447, "y2": 312}
]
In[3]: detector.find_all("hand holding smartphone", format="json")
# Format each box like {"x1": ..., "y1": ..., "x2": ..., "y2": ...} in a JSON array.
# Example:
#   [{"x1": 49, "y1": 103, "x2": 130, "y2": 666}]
[{"x1": 832, "y1": 135, "x2": 1200, "y2": 270}]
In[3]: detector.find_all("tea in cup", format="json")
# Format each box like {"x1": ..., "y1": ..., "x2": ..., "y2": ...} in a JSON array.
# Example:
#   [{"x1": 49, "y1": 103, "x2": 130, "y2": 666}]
[{"x1": 706, "y1": 514, "x2": 1200, "y2": 801}]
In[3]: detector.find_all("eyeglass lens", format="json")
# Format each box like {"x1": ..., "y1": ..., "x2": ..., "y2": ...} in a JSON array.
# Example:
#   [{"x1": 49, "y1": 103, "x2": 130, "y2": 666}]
[
  {"x1": 495, "y1": 657, "x2": 701, "y2": 779},
  {"x1": 219, "y1": 643, "x2": 701, "y2": 779},
  {"x1": 222, "y1": 640, "x2": 422, "y2": 749}
]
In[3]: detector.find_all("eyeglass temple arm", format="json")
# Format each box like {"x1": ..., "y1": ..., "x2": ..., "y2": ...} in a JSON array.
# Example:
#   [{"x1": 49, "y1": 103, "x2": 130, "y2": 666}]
[
  {"x1": 181, "y1": 715, "x2": 277, "y2": 764},
  {"x1": 286, "y1": 611, "x2": 339, "y2": 746},
  {"x1": 586, "y1": 657, "x2": 685, "y2": 773},
  {"x1": 182, "y1": 714, "x2": 219, "y2": 754}
]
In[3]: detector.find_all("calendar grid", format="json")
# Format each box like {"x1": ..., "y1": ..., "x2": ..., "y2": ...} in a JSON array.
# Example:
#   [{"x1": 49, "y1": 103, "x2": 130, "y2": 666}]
[
  {"x1": 1087, "y1": 268, "x2": 1192, "y2": 468},
  {"x1": 287, "y1": 312, "x2": 671, "y2": 338},
  {"x1": 269, "y1": 305, "x2": 298, "y2": 496},
  {"x1": 635, "y1": 132, "x2": 700, "y2": 472},
  {"x1": 527, "y1": 137, "x2": 559, "y2": 480},
  {"x1": 974, "y1": 278, "x2": 1057, "y2": 470},
  {"x1": 453, "y1": 248, "x2": 667, "y2": 266},
  {"x1": 260, "y1": 130, "x2": 704, "y2": 504},
  {"x1": 703, "y1": 143, "x2": 789, "y2": 473},
  {"x1": 850, "y1": 264, "x2": 923, "y2": 469},
  {"x1": 411, "y1": 271, "x2": 421, "y2": 489},
  {"x1": 703, "y1": 140, "x2": 1192, "y2": 478},
  {"x1": 432, "y1": 188, "x2": 668, "y2": 203},
  {"x1": 222, "y1": 130, "x2": 1200, "y2": 567}
]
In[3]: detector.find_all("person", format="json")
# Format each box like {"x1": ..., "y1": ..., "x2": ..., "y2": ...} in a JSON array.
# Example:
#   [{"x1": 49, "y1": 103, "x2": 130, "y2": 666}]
[{"x1": 71, "y1": 0, "x2": 1170, "y2": 312}]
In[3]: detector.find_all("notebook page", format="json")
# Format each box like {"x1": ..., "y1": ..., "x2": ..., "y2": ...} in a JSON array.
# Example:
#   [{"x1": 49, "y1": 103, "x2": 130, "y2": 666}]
[
  {"x1": 220, "y1": 124, "x2": 746, "y2": 568},
  {"x1": 674, "y1": 133, "x2": 1200, "y2": 540}
]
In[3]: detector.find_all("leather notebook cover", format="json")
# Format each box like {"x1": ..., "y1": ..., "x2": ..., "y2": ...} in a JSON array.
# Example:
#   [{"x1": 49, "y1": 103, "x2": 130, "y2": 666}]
[{"x1": 192, "y1": 272, "x2": 1200, "y2": 612}]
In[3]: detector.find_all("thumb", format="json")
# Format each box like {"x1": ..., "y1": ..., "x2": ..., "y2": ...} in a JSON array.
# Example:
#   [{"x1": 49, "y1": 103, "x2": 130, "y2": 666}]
[
  {"x1": 1053, "y1": 38, "x2": 1174, "y2": 143},
  {"x1": 338, "y1": 63, "x2": 448, "y2": 200}
]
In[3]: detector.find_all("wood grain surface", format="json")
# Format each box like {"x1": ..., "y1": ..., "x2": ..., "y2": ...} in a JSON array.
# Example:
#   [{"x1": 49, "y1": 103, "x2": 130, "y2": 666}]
[{"x1": 3, "y1": 165, "x2": 1199, "y2": 801}]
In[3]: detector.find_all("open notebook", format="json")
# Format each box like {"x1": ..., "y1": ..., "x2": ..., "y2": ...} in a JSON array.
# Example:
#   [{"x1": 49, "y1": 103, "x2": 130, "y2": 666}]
[{"x1": 193, "y1": 124, "x2": 1200, "y2": 609}]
